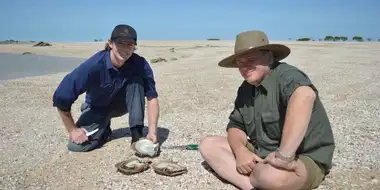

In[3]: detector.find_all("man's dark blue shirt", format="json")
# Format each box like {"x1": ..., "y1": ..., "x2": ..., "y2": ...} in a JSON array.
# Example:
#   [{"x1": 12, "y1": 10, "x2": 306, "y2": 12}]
[{"x1": 52, "y1": 50, "x2": 158, "y2": 112}]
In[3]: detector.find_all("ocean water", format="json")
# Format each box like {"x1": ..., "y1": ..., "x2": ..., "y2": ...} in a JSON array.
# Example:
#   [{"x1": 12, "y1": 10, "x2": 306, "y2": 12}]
[{"x1": 0, "y1": 52, "x2": 86, "y2": 81}]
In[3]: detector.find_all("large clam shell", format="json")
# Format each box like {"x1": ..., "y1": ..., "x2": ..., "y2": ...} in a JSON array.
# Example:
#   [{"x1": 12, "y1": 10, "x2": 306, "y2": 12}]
[{"x1": 134, "y1": 139, "x2": 159, "y2": 157}]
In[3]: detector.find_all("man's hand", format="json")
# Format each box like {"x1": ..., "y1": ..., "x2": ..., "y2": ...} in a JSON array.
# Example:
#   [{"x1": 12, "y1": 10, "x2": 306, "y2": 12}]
[
  {"x1": 57, "y1": 108, "x2": 87, "y2": 144},
  {"x1": 146, "y1": 131, "x2": 157, "y2": 144},
  {"x1": 235, "y1": 147, "x2": 264, "y2": 175},
  {"x1": 263, "y1": 152, "x2": 301, "y2": 176},
  {"x1": 69, "y1": 128, "x2": 88, "y2": 144}
]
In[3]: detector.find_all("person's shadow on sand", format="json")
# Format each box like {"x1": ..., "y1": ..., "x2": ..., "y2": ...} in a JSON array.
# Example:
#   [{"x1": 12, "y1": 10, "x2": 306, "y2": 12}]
[{"x1": 108, "y1": 125, "x2": 170, "y2": 146}]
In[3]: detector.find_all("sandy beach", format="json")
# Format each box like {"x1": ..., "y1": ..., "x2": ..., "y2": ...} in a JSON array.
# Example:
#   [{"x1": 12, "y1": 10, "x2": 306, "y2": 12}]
[{"x1": 0, "y1": 41, "x2": 379, "y2": 190}]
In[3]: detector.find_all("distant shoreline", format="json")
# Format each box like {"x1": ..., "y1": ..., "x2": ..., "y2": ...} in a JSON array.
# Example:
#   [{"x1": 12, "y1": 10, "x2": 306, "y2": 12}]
[
  {"x1": 0, "y1": 40, "x2": 35, "y2": 44},
  {"x1": 0, "y1": 40, "x2": 378, "y2": 61}
]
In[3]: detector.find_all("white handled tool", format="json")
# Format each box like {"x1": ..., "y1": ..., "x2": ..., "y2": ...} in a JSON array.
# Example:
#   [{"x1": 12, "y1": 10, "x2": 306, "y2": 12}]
[{"x1": 83, "y1": 128, "x2": 99, "y2": 136}]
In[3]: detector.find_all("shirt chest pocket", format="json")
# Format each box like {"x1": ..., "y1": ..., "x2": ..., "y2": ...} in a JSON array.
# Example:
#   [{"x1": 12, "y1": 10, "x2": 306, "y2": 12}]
[{"x1": 261, "y1": 111, "x2": 281, "y2": 140}]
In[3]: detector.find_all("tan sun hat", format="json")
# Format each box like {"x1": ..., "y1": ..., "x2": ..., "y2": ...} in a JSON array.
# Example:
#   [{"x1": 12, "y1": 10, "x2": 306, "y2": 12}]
[{"x1": 218, "y1": 30, "x2": 291, "y2": 68}]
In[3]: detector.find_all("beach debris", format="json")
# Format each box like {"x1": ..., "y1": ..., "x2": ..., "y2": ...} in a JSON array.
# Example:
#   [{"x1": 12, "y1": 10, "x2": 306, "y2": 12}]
[
  {"x1": 22, "y1": 52, "x2": 33, "y2": 55},
  {"x1": 33, "y1": 41, "x2": 52, "y2": 47},
  {"x1": 150, "y1": 57, "x2": 167, "y2": 63}
]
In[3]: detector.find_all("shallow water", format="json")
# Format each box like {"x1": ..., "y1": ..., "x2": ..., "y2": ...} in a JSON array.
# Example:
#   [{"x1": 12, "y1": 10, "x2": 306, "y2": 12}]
[{"x1": 0, "y1": 52, "x2": 85, "y2": 80}]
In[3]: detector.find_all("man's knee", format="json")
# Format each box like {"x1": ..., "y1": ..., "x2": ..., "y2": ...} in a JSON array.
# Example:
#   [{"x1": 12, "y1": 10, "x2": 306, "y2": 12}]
[
  {"x1": 249, "y1": 163, "x2": 288, "y2": 189},
  {"x1": 128, "y1": 76, "x2": 144, "y2": 85},
  {"x1": 250, "y1": 162, "x2": 306, "y2": 190},
  {"x1": 67, "y1": 140, "x2": 102, "y2": 152},
  {"x1": 126, "y1": 77, "x2": 145, "y2": 96},
  {"x1": 199, "y1": 136, "x2": 228, "y2": 155}
]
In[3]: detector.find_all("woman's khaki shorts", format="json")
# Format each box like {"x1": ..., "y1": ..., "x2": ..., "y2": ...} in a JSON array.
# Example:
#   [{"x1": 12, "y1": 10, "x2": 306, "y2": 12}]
[{"x1": 246, "y1": 142, "x2": 325, "y2": 189}]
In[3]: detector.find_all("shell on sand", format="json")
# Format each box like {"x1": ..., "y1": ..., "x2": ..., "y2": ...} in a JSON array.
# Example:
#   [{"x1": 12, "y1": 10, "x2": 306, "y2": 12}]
[{"x1": 134, "y1": 139, "x2": 160, "y2": 157}]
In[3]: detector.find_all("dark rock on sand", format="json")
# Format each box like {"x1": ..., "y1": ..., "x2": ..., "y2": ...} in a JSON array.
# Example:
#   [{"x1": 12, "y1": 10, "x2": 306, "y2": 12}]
[
  {"x1": 150, "y1": 57, "x2": 167, "y2": 63},
  {"x1": 33, "y1": 41, "x2": 52, "y2": 47}
]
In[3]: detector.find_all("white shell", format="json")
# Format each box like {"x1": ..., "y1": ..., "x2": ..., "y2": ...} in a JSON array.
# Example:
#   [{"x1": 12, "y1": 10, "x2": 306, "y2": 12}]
[{"x1": 134, "y1": 139, "x2": 159, "y2": 157}]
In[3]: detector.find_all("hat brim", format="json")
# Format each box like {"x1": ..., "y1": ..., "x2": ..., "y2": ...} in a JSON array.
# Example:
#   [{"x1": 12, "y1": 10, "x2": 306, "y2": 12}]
[
  {"x1": 218, "y1": 44, "x2": 290, "y2": 68},
  {"x1": 113, "y1": 36, "x2": 137, "y2": 45}
]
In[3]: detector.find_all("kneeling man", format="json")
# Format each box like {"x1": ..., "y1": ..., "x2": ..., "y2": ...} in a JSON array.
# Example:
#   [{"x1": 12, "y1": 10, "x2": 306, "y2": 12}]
[
  {"x1": 53, "y1": 24, "x2": 159, "y2": 152},
  {"x1": 199, "y1": 31, "x2": 335, "y2": 190}
]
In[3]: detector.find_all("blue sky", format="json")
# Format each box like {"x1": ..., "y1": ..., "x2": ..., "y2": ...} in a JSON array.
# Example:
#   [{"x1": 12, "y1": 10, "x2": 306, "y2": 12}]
[{"x1": 0, "y1": 0, "x2": 379, "y2": 42}]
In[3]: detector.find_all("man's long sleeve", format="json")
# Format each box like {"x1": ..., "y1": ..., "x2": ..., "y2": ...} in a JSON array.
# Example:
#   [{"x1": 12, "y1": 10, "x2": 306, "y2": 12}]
[
  {"x1": 142, "y1": 58, "x2": 158, "y2": 98},
  {"x1": 52, "y1": 61, "x2": 94, "y2": 112}
]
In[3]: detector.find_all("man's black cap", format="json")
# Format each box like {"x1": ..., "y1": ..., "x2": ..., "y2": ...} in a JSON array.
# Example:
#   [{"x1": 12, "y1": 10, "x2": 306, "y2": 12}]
[{"x1": 110, "y1": 24, "x2": 137, "y2": 45}]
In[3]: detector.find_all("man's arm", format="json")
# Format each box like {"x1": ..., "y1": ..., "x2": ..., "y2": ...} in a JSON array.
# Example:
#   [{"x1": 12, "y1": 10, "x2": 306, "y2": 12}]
[
  {"x1": 278, "y1": 70, "x2": 317, "y2": 157},
  {"x1": 58, "y1": 109, "x2": 77, "y2": 133},
  {"x1": 227, "y1": 128, "x2": 248, "y2": 156},
  {"x1": 226, "y1": 86, "x2": 249, "y2": 156},
  {"x1": 147, "y1": 97, "x2": 159, "y2": 134},
  {"x1": 52, "y1": 60, "x2": 93, "y2": 133},
  {"x1": 141, "y1": 58, "x2": 159, "y2": 134}
]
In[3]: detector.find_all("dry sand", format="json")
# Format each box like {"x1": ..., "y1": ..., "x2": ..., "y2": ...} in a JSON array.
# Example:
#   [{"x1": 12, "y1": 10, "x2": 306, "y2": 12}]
[{"x1": 0, "y1": 41, "x2": 379, "y2": 190}]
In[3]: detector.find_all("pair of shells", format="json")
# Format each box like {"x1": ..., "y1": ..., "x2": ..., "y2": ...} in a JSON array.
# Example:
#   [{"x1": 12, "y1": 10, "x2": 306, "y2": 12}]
[{"x1": 134, "y1": 139, "x2": 159, "y2": 157}]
